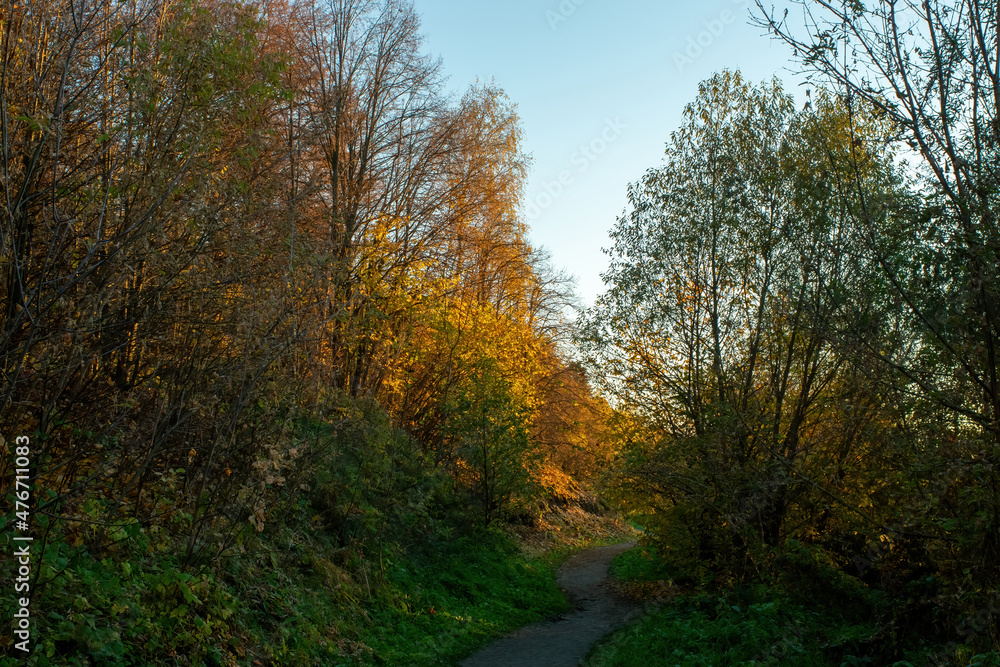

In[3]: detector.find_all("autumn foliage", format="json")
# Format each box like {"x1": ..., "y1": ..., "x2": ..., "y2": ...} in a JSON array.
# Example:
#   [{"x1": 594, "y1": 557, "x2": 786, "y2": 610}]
[{"x1": 0, "y1": 1, "x2": 612, "y2": 660}]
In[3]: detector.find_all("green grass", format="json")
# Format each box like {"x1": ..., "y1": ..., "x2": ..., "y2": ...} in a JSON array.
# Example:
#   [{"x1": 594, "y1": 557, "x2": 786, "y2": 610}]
[
  {"x1": 0, "y1": 399, "x2": 594, "y2": 666},
  {"x1": 585, "y1": 545, "x2": 1000, "y2": 667},
  {"x1": 0, "y1": 522, "x2": 570, "y2": 666},
  {"x1": 608, "y1": 541, "x2": 670, "y2": 581},
  {"x1": 588, "y1": 545, "x2": 876, "y2": 667},
  {"x1": 362, "y1": 531, "x2": 570, "y2": 665},
  {"x1": 585, "y1": 592, "x2": 878, "y2": 667}
]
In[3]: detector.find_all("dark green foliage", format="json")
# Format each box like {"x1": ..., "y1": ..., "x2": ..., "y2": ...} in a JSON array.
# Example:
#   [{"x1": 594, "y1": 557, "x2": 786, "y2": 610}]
[
  {"x1": 366, "y1": 531, "x2": 569, "y2": 665},
  {"x1": 444, "y1": 358, "x2": 543, "y2": 527},
  {"x1": 588, "y1": 586, "x2": 1000, "y2": 667},
  {"x1": 587, "y1": 590, "x2": 880, "y2": 667},
  {"x1": 0, "y1": 395, "x2": 570, "y2": 665},
  {"x1": 0, "y1": 539, "x2": 241, "y2": 665},
  {"x1": 305, "y1": 395, "x2": 453, "y2": 550},
  {"x1": 595, "y1": 543, "x2": 1000, "y2": 666},
  {"x1": 775, "y1": 540, "x2": 884, "y2": 617}
]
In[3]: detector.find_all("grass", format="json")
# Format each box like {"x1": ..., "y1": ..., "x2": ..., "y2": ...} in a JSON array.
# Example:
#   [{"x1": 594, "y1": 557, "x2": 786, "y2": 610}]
[
  {"x1": 584, "y1": 544, "x2": 1000, "y2": 667},
  {"x1": 0, "y1": 402, "x2": 629, "y2": 666},
  {"x1": 0, "y1": 509, "x2": 579, "y2": 666},
  {"x1": 585, "y1": 591, "x2": 879, "y2": 667},
  {"x1": 361, "y1": 530, "x2": 571, "y2": 665}
]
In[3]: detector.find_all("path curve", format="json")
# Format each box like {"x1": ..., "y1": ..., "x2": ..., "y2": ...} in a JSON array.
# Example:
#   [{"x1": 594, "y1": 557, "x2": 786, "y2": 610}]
[{"x1": 461, "y1": 542, "x2": 638, "y2": 667}]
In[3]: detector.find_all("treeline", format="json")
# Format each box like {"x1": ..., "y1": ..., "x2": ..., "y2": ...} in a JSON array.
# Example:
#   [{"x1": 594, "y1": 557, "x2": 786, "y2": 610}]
[
  {"x1": 0, "y1": 0, "x2": 611, "y2": 660},
  {"x1": 581, "y1": 1, "x2": 999, "y2": 659}
]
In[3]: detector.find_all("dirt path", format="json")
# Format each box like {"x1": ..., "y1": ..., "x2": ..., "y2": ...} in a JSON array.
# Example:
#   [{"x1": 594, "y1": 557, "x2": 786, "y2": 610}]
[{"x1": 460, "y1": 542, "x2": 638, "y2": 667}]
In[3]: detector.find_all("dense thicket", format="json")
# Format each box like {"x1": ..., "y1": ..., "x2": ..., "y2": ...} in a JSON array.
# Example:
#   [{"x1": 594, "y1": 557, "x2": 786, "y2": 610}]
[
  {"x1": 0, "y1": 0, "x2": 610, "y2": 661},
  {"x1": 582, "y1": 57, "x2": 998, "y2": 667},
  {"x1": 581, "y1": 71, "x2": 913, "y2": 577}
]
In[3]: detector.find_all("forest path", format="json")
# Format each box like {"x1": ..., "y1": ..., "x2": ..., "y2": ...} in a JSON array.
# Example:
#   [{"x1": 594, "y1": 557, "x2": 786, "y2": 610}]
[{"x1": 460, "y1": 542, "x2": 639, "y2": 667}]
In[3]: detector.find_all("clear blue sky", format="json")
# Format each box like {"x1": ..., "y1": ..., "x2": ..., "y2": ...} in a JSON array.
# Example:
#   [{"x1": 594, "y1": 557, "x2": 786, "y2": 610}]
[{"x1": 414, "y1": 0, "x2": 802, "y2": 307}]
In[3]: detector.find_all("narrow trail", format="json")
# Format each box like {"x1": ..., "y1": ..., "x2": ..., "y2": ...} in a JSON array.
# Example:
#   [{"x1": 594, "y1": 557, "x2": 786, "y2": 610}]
[{"x1": 461, "y1": 542, "x2": 639, "y2": 667}]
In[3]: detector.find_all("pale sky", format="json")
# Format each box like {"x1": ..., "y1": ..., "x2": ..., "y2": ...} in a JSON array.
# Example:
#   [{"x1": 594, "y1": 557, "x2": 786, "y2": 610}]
[{"x1": 414, "y1": 0, "x2": 803, "y2": 308}]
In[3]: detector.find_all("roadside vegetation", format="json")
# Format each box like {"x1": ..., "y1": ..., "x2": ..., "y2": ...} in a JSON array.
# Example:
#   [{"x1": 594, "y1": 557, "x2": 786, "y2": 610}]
[
  {"x1": 0, "y1": 393, "x2": 629, "y2": 665},
  {"x1": 589, "y1": 544, "x2": 1000, "y2": 666},
  {"x1": 3, "y1": 0, "x2": 1000, "y2": 664},
  {"x1": 580, "y1": 1, "x2": 1000, "y2": 662},
  {"x1": 0, "y1": 0, "x2": 620, "y2": 663}
]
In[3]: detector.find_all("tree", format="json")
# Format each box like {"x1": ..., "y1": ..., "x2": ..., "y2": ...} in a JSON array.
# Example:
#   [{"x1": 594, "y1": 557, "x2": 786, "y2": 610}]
[
  {"x1": 444, "y1": 358, "x2": 540, "y2": 527},
  {"x1": 0, "y1": 0, "x2": 587, "y2": 594},
  {"x1": 580, "y1": 71, "x2": 906, "y2": 577},
  {"x1": 755, "y1": 0, "x2": 1000, "y2": 584},
  {"x1": 533, "y1": 360, "x2": 613, "y2": 480},
  {"x1": 0, "y1": 0, "x2": 313, "y2": 571}
]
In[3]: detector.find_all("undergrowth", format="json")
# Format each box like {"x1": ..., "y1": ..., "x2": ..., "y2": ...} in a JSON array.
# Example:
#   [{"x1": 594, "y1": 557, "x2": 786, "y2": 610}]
[
  {"x1": 586, "y1": 544, "x2": 1000, "y2": 667},
  {"x1": 0, "y1": 392, "x2": 643, "y2": 665},
  {"x1": 0, "y1": 397, "x2": 602, "y2": 666},
  {"x1": 0, "y1": 512, "x2": 571, "y2": 666}
]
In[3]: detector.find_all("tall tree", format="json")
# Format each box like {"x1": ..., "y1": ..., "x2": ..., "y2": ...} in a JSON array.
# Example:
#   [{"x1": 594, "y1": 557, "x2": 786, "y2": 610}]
[
  {"x1": 580, "y1": 71, "x2": 906, "y2": 575},
  {"x1": 755, "y1": 0, "x2": 1000, "y2": 580}
]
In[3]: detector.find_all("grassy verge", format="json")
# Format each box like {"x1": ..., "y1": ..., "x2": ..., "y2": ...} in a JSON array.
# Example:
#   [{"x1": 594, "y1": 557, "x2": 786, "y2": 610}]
[
  {"x1": 362, "y1": 530, "x2": 570, "y2": 665},
  {"x1": 0, "y1": 469, "x2": 635, "y2": 665},
  {"x1": 0, "y1": 524, "x2": 571, "y2": 666},
  {"x1": 0, "y1": 400, "x2": 631, "y2": 666},
  {"x1": 585, "y1": 592, "x2": 879, "y2": 666},
  {"x1": 585, "y1": 545, "x2": 1000, "y2": 667},
  {"x1": 363, "y1": 492, "x2": 637, "y2": 664}
]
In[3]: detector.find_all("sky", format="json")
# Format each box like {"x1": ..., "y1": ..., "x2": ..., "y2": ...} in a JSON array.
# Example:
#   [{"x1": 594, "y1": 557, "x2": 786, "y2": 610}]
[{"x1": 413, "y1": 0, "x2": 804, "y2": 308}]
